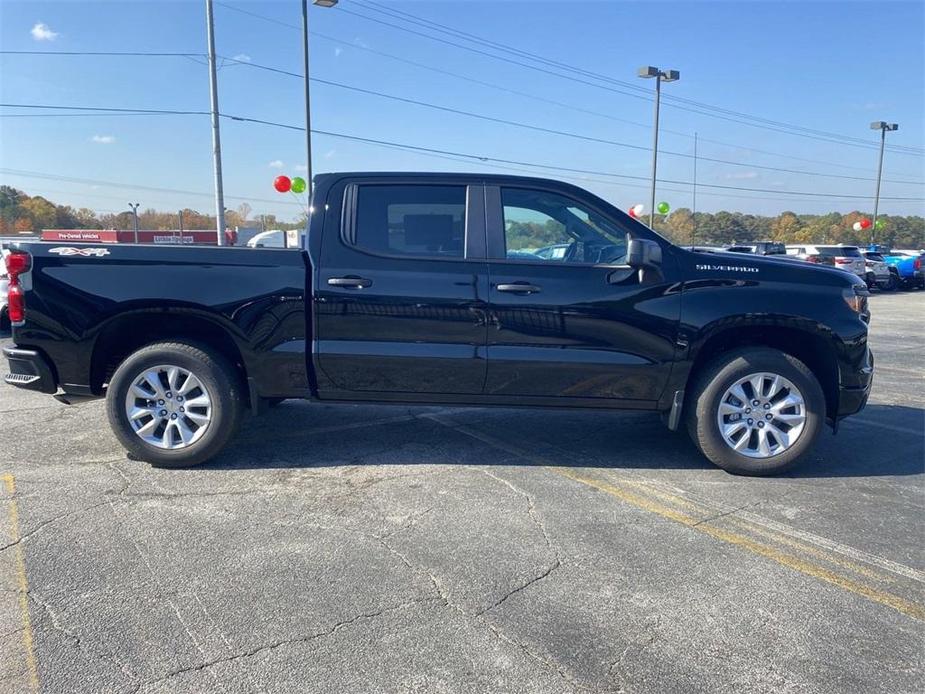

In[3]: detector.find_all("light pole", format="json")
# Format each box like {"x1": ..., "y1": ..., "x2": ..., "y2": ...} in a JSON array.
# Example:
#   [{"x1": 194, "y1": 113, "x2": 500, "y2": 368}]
[
  {"x1": 302, "y1": 0, "x2": 337, "y2": 205},
  {"x1": 205, "y1": 0, "x2": 226, "y2": 246},
  {"x1": 638, "y1": 66, "x2": 680, "y2": 227},
  {"x1": 128, "y1": 202, "x2": 140, "y2": 243},
  {"x1": 870, "y1": 120, "x2": 898, "y2": 244}
]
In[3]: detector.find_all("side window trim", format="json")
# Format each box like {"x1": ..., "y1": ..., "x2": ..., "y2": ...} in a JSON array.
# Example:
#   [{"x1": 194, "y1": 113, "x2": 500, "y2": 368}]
[{"x1": 340, "y1": 182, "x2": 480, "y2": 262}]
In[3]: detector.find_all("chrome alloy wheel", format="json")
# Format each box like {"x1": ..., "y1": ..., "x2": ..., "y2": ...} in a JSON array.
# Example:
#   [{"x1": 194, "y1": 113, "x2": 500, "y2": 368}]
[
  {"x1": 716, "y1": 372, "x2": 806, "y2": 459},
  {"x1": 123, "y1": 365, "x2": 213, "y2": 449}
]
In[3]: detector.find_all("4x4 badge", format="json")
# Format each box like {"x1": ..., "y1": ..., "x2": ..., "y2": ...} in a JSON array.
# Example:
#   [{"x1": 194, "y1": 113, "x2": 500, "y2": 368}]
[{"x1": 49, "y1": 247, "x2": 111, "y2": 257}]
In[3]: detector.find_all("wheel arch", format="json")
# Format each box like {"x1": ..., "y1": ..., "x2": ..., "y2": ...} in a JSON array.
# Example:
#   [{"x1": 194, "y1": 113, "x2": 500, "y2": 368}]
[
  {"x1": 687, "y1": 322, "x2": 840, "y2": 421},
  {"x1": 90, "y1": 309, "x2": 249, "y2": 398}
]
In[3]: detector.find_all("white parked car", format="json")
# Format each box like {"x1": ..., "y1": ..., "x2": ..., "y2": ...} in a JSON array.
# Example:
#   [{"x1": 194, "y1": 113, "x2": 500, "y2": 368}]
[
  {"x1": 245, "y1": 229, "x2": 299, "y2": 249},
  {"x1": 862, "y1": 251, "x2": 897, "y2": 291},
  {"x1": 785, "y1": 244, "x2": 866, "y2": 278}
]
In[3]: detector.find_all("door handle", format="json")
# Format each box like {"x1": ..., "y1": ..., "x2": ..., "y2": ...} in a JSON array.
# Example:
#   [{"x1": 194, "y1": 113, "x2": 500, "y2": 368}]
[
  {"x1": 327, "y1": 276, "x2": 372, "y2": 289},
  {"x1": 496, "y1": 283, "x2": 541, "y2": 294}
]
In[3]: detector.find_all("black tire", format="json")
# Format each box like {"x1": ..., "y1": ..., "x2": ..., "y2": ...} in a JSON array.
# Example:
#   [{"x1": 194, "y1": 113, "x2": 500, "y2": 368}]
[
  {"x1": 885, "y1": 273, "x2": 899, "y2": 292},
  {"x1": 686, "y1": 348, "x2": 825, "y2": 476},
  {"x1": 106, "y1": 342, "x2": 244, "y2": 468}
]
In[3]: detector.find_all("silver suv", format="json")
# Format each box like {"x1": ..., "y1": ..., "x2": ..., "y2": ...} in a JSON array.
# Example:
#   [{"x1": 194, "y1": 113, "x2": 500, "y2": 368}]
[{"x1": 785, "y1": 244, "x2": 866, "y2": 278}]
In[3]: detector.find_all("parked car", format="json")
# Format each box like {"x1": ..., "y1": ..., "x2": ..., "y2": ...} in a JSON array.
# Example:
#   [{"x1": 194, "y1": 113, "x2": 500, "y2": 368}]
[
  {"x1": 245, "y1": 229, "x2": 299, "y2": 249},
  {"x1": 3, "y1": 172, "x2": 873, "y2": 476},
  {"x1": 786, "y1": 245, "x2": 864, "y2": 276},
  {"x1": 861, "y1": 251, "x2": 898, "y2": 291},
  {"x1": 724, "y1": 241, "x2": 786, "y2": 256},
  {"x1": 779, "y1": 246, "x2": 836, "y2": 267},
  {"x1": 879, "y1": 249, "x2": 924, "y2": 290}
]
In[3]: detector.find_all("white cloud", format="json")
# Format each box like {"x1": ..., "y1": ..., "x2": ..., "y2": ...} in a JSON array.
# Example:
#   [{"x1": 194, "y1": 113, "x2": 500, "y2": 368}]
[
  {"x1": 723, "y1": 171, "x2": 758, "y2": 180},
  {"x1": 232, "y1": 53, "x2": 251, "y2": 62},
  {"x1": 334, "y1": 47, "x2": 343, "y2": 58},
  {"x1": 268, "y1": 160, "x2": 284, "y2": 169},
  {"x1": 91, "y1": 135, "x2": 116, "y2": 144},
  {"x1": 31, "y1": 22, "x2": 59, "y2": 41},
  {"x1": 294, "y1": 163, "x2": 308, "y2": 172},
  {"x1": 324, "y1": 149, "x2": 336, "y2": 160}
]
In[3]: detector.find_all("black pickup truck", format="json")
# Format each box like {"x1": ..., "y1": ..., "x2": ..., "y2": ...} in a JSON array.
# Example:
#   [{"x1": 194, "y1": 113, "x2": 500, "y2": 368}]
[{"x1": 3, "y1": 173, "x2": 873, "y2": 475}]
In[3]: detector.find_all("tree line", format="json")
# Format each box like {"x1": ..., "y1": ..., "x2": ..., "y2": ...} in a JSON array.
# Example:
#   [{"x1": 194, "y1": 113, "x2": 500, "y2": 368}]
[
  {"x1": 2, "y1": 185, "x2": 922, "y2": 249},
  {"x1": 0, "y1": 186, "x2": 305, "y2": 236},
  {"x1": 653, "y1": 208, "x2": 924, "y2": 249}
]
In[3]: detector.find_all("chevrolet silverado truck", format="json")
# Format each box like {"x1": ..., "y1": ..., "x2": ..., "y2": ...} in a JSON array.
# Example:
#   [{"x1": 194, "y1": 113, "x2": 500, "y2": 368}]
[{"x1": 2, "y1": 173, "x2": 873, "y2": 475}]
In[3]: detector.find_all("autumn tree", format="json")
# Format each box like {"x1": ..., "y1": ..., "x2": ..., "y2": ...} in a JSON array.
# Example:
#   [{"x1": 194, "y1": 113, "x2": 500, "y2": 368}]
[{"x1": 770, "y1": 212, "x2": 802, "y2": 242}]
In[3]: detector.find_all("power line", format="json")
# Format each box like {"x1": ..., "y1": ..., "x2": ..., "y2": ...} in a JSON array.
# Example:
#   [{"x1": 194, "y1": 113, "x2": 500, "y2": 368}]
[
  {"x1": 336, "y1": 2, "x2": 923, "y2": 157},
  {"x1": 5, "y1": 100, "x2": 922, "y2": 199},
  {"x1": 0, "y1": 50, "x2": 204, "y2": 57},
  {"x1": 217, "y1": 116, "x2": 925, "y2": 200},
  {"x1": 0, "y1": 168, "x2": 303, "y2": 207},
  {"x1": 13, "y1": 13, "x2": 918, "y2": 173},
  {"x1": 217, "y1": 63, "x2": 925, "y2": 186},
  {"x1": 0, "y1": 103, "x2": 209, "y2": 116}
]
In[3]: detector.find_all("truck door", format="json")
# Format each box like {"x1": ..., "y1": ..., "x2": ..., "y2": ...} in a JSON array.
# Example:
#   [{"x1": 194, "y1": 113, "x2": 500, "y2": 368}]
[
  {"x1": 483, "y1": 184, "x2": 679, "y2": 404},
  {"x1": 314, "y1": 179, "x2": 489, "y2": 396}
]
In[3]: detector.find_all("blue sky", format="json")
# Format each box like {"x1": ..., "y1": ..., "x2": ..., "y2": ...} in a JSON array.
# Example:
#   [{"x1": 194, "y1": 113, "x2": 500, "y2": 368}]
[{"x1": 1, "y1": 0, "x2": 923, "y2": 222}]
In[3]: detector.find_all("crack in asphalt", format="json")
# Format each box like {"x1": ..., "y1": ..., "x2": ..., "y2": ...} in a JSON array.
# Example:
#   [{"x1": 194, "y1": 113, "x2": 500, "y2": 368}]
[
  {"x1": 0, "y1": 463, "x2": 132, "y2": 553},
  {"x1": 28, "y1": 590, "x2": 141, "y2": 688},
  {"x1": 476, "y1": 469, "x2": 562, "y2": 617},
  {"x1": 132, "y1": 598, "x2": 436, "y2": 693}
]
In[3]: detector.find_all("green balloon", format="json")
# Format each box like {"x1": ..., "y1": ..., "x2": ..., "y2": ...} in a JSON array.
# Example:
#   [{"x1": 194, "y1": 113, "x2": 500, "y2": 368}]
[
  {"x1": 291, "y1": 176, "x2": 306, "y2": 194},
  {"x1": 656, "y1": 201, "x2": 670, "y2": 214},
  {"x1": 874, "y1": 219, "x2": 885, "y2": 230}
]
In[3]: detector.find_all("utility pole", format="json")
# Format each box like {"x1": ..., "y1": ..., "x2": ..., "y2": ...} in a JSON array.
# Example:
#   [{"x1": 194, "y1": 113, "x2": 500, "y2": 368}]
[
  {"x1": 128, "y1": 202, "x2": 140, "y2": 243},
  {"x1": 301, "y1": 0, "x2": 337, "y2": 205},
  {"x1": 692, "y1": 132, "x2": 698, "y2": 246},
  {"x1": 638, "y1": 66, "x2": 680, "y2": 227},
  {"x1": 205, "y1": 0, "x2": 226, "y2": 246},
  {"x1": 870, "y1": 121, "x2": 898, "y2": 245}
]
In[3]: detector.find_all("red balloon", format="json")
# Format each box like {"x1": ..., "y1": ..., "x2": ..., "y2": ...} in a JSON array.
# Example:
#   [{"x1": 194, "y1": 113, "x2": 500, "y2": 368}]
[
  {"x1": 273, "y1": 175, "x2": 292, "y2": 193},
  {"x1": 627, "y1": 207, "x2": 637, "y2": 218},
  {"x1": 860, "y1": 218, "x2": 871, "y2": 229}
]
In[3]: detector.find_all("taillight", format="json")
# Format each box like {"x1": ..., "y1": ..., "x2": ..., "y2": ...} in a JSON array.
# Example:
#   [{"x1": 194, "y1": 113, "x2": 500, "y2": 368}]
[
  {"x1": 916, "y1": 258, "x2": 922, "y2": 270},
  {"x1": 7, "y1": 283, "x2": 24, "y2": 323},
  {"x1": 835, "y1": 258, "x2": 852, "y2": 264},
  {"x1": 5, "y1": 250, "x2": 31, "y2": 325}
]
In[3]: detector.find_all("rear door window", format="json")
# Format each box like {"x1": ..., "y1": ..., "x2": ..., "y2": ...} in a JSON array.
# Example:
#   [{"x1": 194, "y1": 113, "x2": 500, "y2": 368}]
[{"x1": 353, "y1": 185, "x2": 466, "y2": 258}]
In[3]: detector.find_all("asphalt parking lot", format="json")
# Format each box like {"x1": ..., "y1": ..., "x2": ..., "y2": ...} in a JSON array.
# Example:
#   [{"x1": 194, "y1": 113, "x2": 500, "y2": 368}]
[{"x1": 1, "y1": 291, "x2": 922, "y2": 694}]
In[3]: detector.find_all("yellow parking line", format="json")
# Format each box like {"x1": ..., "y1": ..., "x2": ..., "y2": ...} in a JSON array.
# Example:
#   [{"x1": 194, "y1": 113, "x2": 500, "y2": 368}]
[
  {"x1": 3, "y1": 474, "x2": 40, "y2": 693},
  {"x1": 424, "y1": 416, "x2": 925, "y2": 622},
  {"x1": 555, "y1": 469, "x2": 925, "y2": 622},
  {"x1": 615, "y1": 478, "x2": 899, "y2": 585}
]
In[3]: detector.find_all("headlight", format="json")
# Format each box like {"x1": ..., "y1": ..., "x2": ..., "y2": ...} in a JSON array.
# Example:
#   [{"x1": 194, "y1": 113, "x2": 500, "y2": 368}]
[{"x1": 843, "y1": 285, "x2": 869, "y2": 314}]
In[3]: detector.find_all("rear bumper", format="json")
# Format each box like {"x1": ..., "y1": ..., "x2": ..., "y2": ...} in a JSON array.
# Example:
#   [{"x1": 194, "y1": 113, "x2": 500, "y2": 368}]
[
  {"x1": 3, "y1": 346, "x2": 57, "y2": 394},
  {"x1": 836, "y1": 348, "x2": 873, "y2": 418}
]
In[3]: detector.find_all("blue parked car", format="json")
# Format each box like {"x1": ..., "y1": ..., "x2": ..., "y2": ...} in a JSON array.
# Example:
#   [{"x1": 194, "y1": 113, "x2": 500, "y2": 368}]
[{"x1": 869, "y1": 245, "x2": 924, "y2": 289}]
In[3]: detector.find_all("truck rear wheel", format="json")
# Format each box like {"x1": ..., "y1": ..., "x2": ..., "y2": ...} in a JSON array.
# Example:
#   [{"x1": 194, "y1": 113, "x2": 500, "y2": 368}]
[
  {"x1": 106, "y1": 342, "x2": 244, "y2": 468},
  {"x1": 686, "y1": 348, "x2": 825, "y2": 476}
]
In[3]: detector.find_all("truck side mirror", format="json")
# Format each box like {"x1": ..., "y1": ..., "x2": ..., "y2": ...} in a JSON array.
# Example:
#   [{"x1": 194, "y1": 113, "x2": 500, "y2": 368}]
[{"x1": 627, "y1": 238, "x2": 662, "y2": 270}]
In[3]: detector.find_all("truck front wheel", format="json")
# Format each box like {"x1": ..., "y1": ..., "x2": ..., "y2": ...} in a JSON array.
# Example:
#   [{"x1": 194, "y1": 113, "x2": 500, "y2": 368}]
[
  {"x1": 686, "y1": 348, "x2": 825, "y2": 475},
  {"x1": 106, "y1": 342, "x2": 244, "y2": 468}
]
